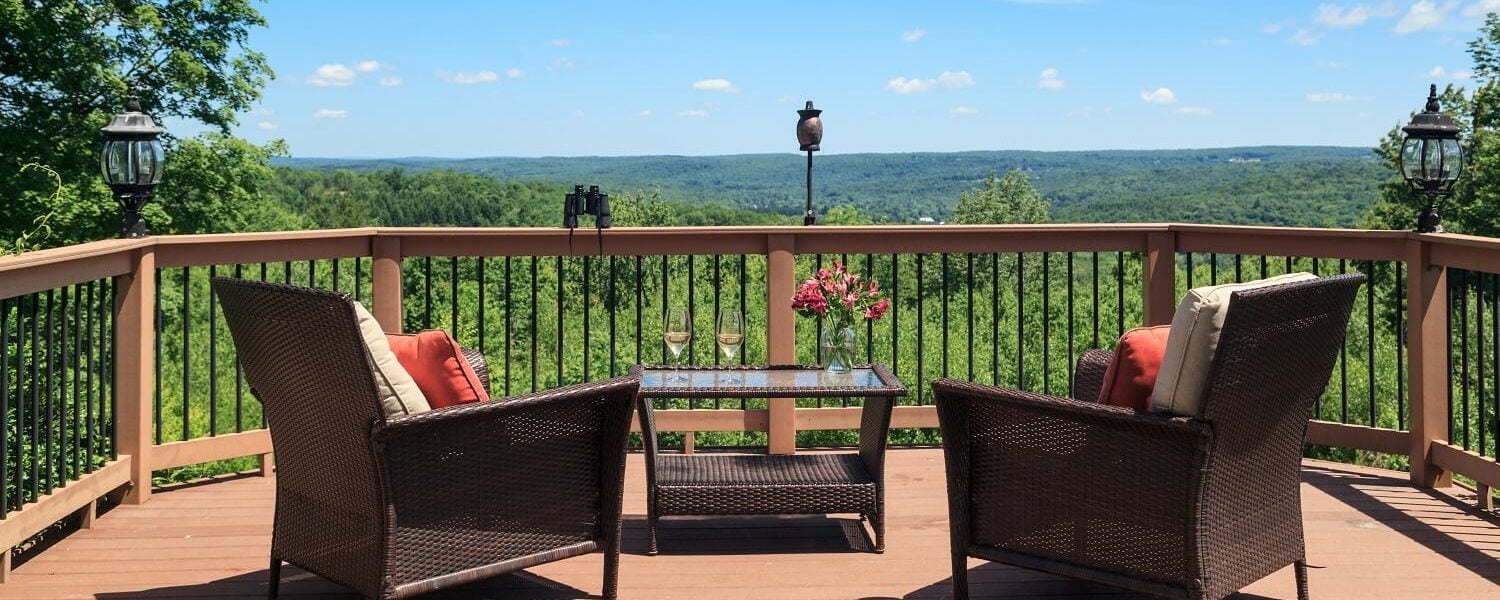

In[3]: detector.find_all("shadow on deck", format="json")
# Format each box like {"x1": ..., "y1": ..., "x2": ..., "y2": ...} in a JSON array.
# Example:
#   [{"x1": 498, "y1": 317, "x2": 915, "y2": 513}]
[{"x1": 2, "y1": 449, "x2": 1496, "y2": 599}]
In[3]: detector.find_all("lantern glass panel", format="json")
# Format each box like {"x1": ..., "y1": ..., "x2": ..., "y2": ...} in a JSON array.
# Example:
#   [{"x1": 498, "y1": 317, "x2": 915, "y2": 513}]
[
  {"x1": 1422, "y1": 137, "x2": 1444, "y2": 181},
  {"x1": 1400, "y1": 137, "x2": 1425, "y2": 182},
  {"x1": 1440, "y1": 137, "x2": 1462, "y2": 182},
  {"x1": 135, "y1": 139, "x2": 165, "y2": 185},
  {"x1": 101, "y1": 140, "x2": 132, "y2": 185}
]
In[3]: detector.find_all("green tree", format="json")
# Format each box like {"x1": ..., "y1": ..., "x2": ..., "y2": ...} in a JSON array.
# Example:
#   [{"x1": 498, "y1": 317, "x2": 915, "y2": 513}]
[
  {"x1": 821, "y1": 204, "x2": 873, "y2": 225},
  {"x1": 1362, "y1": 13, "x2": 1500, "y2": 236},
  {"x1": 952, "y1": 170, "x2": 1051, "y2": 224},
  {"x1": 1, "y1": 0, "x2": 274, "y2": 246}
]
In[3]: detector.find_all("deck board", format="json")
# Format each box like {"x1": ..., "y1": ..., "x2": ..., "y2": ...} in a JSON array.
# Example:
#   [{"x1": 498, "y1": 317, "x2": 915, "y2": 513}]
[{"x1": 2, "y1": 450, "x2": 1498, "y2": 599}]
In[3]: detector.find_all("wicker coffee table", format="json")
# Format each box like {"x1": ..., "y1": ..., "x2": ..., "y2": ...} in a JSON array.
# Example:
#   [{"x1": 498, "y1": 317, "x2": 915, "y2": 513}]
[{"x1": 630, "y1": 364, "x2": 907, "y2": 554}]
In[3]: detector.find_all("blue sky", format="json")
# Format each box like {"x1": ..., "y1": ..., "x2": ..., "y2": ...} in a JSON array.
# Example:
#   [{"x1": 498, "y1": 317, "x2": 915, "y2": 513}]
[{"x1": 198, "y1": 0, "x2": 1500, "y2": 157}]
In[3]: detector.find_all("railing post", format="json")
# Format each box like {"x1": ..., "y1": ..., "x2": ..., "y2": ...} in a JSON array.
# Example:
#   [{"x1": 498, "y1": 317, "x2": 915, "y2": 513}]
[
  {"x1": 1407, "y1": 237, "x2": 1452, "y2": 488},
  {"x1": 766, "y1": 234, "x2": 797, "y2": 455},
  {"x1": 1143, "y1": 231, "x2": 1177, "y2": 326},
  {"x1": 372, "y1": 234, "x2": 403, "y2": 332},
  {"x1": 114, "y1": 247, "x2": 155, "y2": 504}
]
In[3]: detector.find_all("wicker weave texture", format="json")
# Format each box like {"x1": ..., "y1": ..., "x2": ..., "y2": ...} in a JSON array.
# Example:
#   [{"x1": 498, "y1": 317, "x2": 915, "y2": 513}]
[
  {"x1": 935, "y1": 273, "x2": 1363, "y2": 600},
  {"x1": 213, "y1": 278, "x2": 638, "y2": 599},
  {"x1": 1072, "y1": 349, "x2": 1112, "y2": 401}
]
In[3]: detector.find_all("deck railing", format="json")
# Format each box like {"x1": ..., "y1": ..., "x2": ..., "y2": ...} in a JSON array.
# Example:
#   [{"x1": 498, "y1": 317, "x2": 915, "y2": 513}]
[{"x1": 0, "y1": 223, "x2": 1497, "y2": 578}]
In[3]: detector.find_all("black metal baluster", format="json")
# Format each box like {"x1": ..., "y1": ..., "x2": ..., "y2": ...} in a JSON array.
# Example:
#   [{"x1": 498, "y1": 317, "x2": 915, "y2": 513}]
[
  {"x1": 1186, "y1": 252, "x2": 1194, "y2": 289},
  {"x1": 583, "y1": 256, "x2": 592, "y2": 379},
  {"x1": 916, "y1": 254, "x2": 924, "y2": 404},
  {"x1": 1461, "y1": 269, "x2": 1471, "y2": 449},
  {"x1": 234, "y1": 264, "x2": 243, "y2": 432},
  {"x1": 61, "y1": 286, "x2": 72, "y2": 482},
  {"x1": 966, "y1": 253, "x2": 974, "y2": 381},
  {"x1": 866, "y1": 254, "x2": 874, "y2": 364},
  {"x1": 182, "y1": 267, "x2": 191, "y2": 441},
  {"x1": 423, "y1": 256, "x2": 432, "y2": 330},
  {"x1": 1210, "y1": 253, "x2": 1218, "y2": 285},
  {"x1": 450, "y1": 256, "x2": 459, "y2": 334},
  {"x1": 307, "y1": 259, "x2": 316, "y2": 288},
  {"x1": 332, "y1": 257, "x2": 341, "y2": 294},
  {"x1": 556, "y1": 256, "x2": 564, "y2": 386},
  {"x1": 1017, "y1": 253, "x2": 1026, "y2": 391},
  {"x1": 1234, "y1": 254, "x2": 1243, "y2": 283},
  {"x1": 1067, "y1": 252, "x2": 1075, "y2": 393},
  {"x1": 208, "y1": 265, "x2": 218, "y2": 437},
  {"x1": 713, "y1": 255, "x2": 721, "y2": 370},
  {"x1": 505, "y1": 257, "x2": 513, "y2": 396},
  {"x1": 687, "y1": 256, "x2": 696, "y2": 366},
  {"x1": 354, "y1": 256, "x2": 363, "y2": 303},
  {"x1": 1397, "y1": 261, "x2": 1406, "y2": 429},
  {"x1": 1091, "y1": 252, "x2": 1100, "y2": 349},
  {"x1": 283, "y1": 261, "x2": 291, "y2": 286},
  {"x1": 478, "y1": 257, "x2": 487, "y2": 361},
  {"x1": 29, "y1": 293, "x2": 39, "y2": 501},
  {"x1": 0, "y1": 297, "x2": 9, "y2": 510},
  {"x1": 1260, "y1": 255, "x2": 1268, "y2": 278},
  {"x1": 153, "y1": 271, "x2": 161, "y2": 444},
  {"x1": 1479, "y1": 274, "x2": 1488, "y2": 455},
  {"x1": 530, "y1": 257, "x2": 538, "y2": 393},
  {"x1": 1042, "y1": 252, "x2": 1051, "y2": 395},
  {"x1": 1339, "y1": 259, "x2": 1349, "y2": 423},
  {"x1": 609, "y1": 256, "x2": 618, "y2": 376},
  {"x1": 661, "y1": 256, "x2": 669, "y2": 364},
  {"x1": 1367, "y1": 261, "x2": 1377, "y2": 427},
  {"x1": 109, "y1": 278, "x2": 119, "y2": 456},
  {"x1": 1116, "y1": 252, "x2": 1125, "y2": 338},
  {"x1": 992, "y1": 253, "x2": 1000, "y2": 384},
  {"x1": 941, "y1": 253, "x2": 950, "y2": 380},
  {"x1": 85, "y1": 283, "x2": 95, "y2": 471},
  {"x1": 739, "y1": 255, "x2": 748, "y2": 366},
  {"x1": 891, "y1": 254, "x2": 900, "y2": 381},
  {"x1": 636, "y1": 256, "x2": 644, "y2": 366},
  {"x1": 44, "y1": 290, "x2": 54, "y2": 491}
]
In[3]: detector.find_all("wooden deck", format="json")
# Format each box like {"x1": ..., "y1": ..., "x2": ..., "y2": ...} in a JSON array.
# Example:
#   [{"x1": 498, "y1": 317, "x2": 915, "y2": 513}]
[{"x1": 2, "y1": 448, "x2": 1497, "y2": 599}]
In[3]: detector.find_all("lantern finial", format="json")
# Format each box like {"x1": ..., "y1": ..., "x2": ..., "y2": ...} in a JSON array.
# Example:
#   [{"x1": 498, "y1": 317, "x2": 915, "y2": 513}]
[{"x1": 1425, "y1": 83, "x2": 1441, "y2": 113}]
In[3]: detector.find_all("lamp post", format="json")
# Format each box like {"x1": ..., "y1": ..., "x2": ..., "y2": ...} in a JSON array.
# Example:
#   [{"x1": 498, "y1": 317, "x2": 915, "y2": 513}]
[
  {"x1": 1399, "y1": 84, "x2": 1463, "y2": 234},
  {"x1": 100, "y1": 90, "x2": 165, "y2": 238},
  {"x1": 796, "y1": 100, "x2": 823, "y2": 226}
]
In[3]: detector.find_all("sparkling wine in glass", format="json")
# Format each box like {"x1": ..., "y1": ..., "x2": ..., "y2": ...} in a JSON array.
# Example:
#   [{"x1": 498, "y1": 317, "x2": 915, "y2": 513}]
[
  {"x1": 716, "y1": 309, "x2": 744, "y2": 383},
  {"x1": 663, "y1": 307, "x2": 691, "y2": 383}
]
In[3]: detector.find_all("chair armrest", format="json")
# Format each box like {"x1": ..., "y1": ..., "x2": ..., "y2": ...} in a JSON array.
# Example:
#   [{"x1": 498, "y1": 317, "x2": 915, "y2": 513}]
[
  {"x1": 933, "y1": 378, "x2": 1211, "y2": 577},
  {"x1": 372, "y1": 376, "x2": 639, "y2": 549},
  {"x1": 1072, "y1": 348, "x2": 1113, "y2": 402},
  {"x1": 460, "y1": 347, "x2": 490, "y2": 392}
]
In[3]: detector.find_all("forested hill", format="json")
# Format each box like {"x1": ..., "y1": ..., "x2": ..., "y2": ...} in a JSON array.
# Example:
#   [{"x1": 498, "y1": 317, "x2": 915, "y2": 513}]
[{"x1": 277, "y1": 146, "x2": 1385, "y2": 227}]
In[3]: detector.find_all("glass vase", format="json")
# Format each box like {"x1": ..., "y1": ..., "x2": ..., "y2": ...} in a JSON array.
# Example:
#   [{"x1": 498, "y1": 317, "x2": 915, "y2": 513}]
[{"x1": 820, "y1": 319, "x2": 858, "y2": 374}]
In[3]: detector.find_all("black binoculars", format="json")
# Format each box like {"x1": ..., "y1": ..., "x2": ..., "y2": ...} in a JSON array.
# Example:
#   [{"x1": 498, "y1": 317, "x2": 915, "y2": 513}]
[{"x1": 564, "y1": 184, "x2": 611, "y2": 230}]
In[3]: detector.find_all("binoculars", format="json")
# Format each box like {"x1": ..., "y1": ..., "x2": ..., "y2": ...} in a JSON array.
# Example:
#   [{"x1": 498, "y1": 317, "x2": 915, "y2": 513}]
[{"x1": 564, "y1": 184, "x2": 611, "y2": 230}]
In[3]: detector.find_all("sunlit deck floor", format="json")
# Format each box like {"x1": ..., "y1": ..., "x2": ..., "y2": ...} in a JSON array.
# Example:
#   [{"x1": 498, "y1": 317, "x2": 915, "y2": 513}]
[{"x1": 3, "y1": 449, "x2": 1498, "y2": 599}]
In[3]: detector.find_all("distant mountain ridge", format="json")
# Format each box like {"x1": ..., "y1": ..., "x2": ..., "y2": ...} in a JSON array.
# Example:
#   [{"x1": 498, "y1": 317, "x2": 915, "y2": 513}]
[{"x1": 275, "y1": 146, "x2": 1384, "y2": 227}]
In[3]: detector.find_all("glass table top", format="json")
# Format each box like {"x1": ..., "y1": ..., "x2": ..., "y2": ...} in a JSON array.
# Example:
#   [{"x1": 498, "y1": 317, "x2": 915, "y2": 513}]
[{"x1": 636, "y1": 366, "x2": 904, "y2": 397}]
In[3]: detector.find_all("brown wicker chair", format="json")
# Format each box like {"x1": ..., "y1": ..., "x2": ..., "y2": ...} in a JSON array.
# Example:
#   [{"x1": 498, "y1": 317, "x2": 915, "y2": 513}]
[
  {"x1": 935, "y1": 273, "x2": 1364, "y2": 600},
  {"x1": 212, "y1": 278, "x2": 638, "y2": 599}
]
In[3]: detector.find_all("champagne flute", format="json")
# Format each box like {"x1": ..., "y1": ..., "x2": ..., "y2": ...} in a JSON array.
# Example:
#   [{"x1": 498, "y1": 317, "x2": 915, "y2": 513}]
[
  {"x1": 716, "y1": 309, "x2": 744, "y2": 384},
  {"x1": 663, "y1": 307, "x2": 692, "y2": 383}
]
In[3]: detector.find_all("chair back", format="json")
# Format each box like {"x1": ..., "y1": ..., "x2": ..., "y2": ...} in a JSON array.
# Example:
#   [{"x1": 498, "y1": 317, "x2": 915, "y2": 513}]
[{"x1": 212, "y1": 278, "x2": 386, "y2": 526}]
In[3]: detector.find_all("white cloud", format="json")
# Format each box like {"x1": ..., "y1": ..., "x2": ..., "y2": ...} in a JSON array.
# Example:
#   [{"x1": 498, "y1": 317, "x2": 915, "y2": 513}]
[
  {"x1": 1037, "y1": 67, "x2": 1064, "y2": 90},
  {"x1": 1306, "y1": 92, "x2": 1361, "y2": 102},
  {"x1": 885, "y1": 76, "x2": 933, "y2": 94},
  {"x1": 1314, "y1": 3, "x2": 1398, "y2": 28},
  {"x1": 1288, "y1": 28, "x2": 1324, "y2": 46},
  {"x1": 1428, "y1": 65, "x2": 1473, "y2": 79},
  {"x1": 256, "y1": 121, "x2": 278, "y2": 130},
  {"x1": 949, "y1": 105, "x2": 978, "y2": 115},
  {"x1": 354, "y1": 60, "x2": 387, "y2": 73},
  {"x1": 937, "y1": 70, "x2": 976, "y2": 89},
  {"x1": 1065, "y1": 106, "x2": 1112, "y2": 118},
  {"x1": 250, "y1": 107, "x2": 274, "y2": 116},
  {"x1": 505, "y1": 67, "x2": 525, "y2": 79},
  {"x1": 637, "y1": 110, "x2": 653, "y2": 117},
  {"x1": 677, "y1": 109, "x2": 709, "y2": 117},
  {"x1": 1139, "y1": 87, "x2": 1177, "y2": 103},
  {"x1": 549, "y1": 57, "x2": 576, "y2": 70},
  {"x1": 306, "y1": 63, "x2": 356, "y2": 87},
  {"x1": 1395, "y1": 1, "x2": 1451, "y2": 34},
  {"x1": 312, "y1": 108, "x2": 349, "y2": 119},
  {"x1": 1464, "y1": 0, "x2": 1500, "y2": 17},
  {"x1": 570, "y1": 109, "x2": 586, "y2": 119},
  {"x1": 901, "y1": 28, "x2": 927, "y2": 42},
  {"x1": 692, "y1": 78, "x2": 740, "y2": 93},
  {"x1": 1260, "y1": 21, "x2": 1289, "y2": 34},
  {"x1": 378, "y1": 77, "x2": 402, "y2": 87},
  {"x1": 1209, "y1": 37, "x2": 1233, "y2": 46},
  {"x1": 1173, "y1": 106, "x2": 1214, "y2": 116},
  {"x1": 548, "y1": 38, "x2": 572, "y2": 47},
  {"x1": 1318, "y1": 60, "x2": 1352, "y2": 68},
  {"x1": 438, "y1": 70, "x2": 499, "y2": 84}
]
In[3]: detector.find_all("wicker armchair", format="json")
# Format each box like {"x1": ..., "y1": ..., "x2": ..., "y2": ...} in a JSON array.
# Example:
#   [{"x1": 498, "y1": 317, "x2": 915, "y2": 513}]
[
  {"x1": 935, "y1": 273, "x2": 1364, "y2": 600},
  {"x1": 212, "y1": 278, "x2": 638, "y2": 599}
]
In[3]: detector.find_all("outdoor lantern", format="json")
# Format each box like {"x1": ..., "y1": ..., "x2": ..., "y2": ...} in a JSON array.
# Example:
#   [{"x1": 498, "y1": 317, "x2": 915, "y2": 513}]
[
  {"x1": 100, "y1": 90, "x2": 165, "y2": 238},
  {"x1": 796, "y1": 100, "x2": 823, "y2": 226},
  {"x1": 1400, "y1": 84, "x2": 1463, "y2": 233}
]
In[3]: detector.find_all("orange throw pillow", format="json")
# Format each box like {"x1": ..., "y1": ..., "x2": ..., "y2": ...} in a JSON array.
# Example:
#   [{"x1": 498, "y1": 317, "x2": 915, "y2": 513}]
[
  {"x1": 385, "y1": 330, "x2": 490, "y2": 409},
  {"x1": 1097, "y1": 325, "x2": 1171, "y2": 411}
]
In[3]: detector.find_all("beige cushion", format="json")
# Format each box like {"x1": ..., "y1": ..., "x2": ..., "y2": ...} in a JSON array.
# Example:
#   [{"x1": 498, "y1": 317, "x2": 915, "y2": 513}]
[
  {"x1": 352, "y1": 302, "x2": 431, "y2": 417},
  {"x1": 1150, "y1": 272, "x2": 1317, "y2": 416}
]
